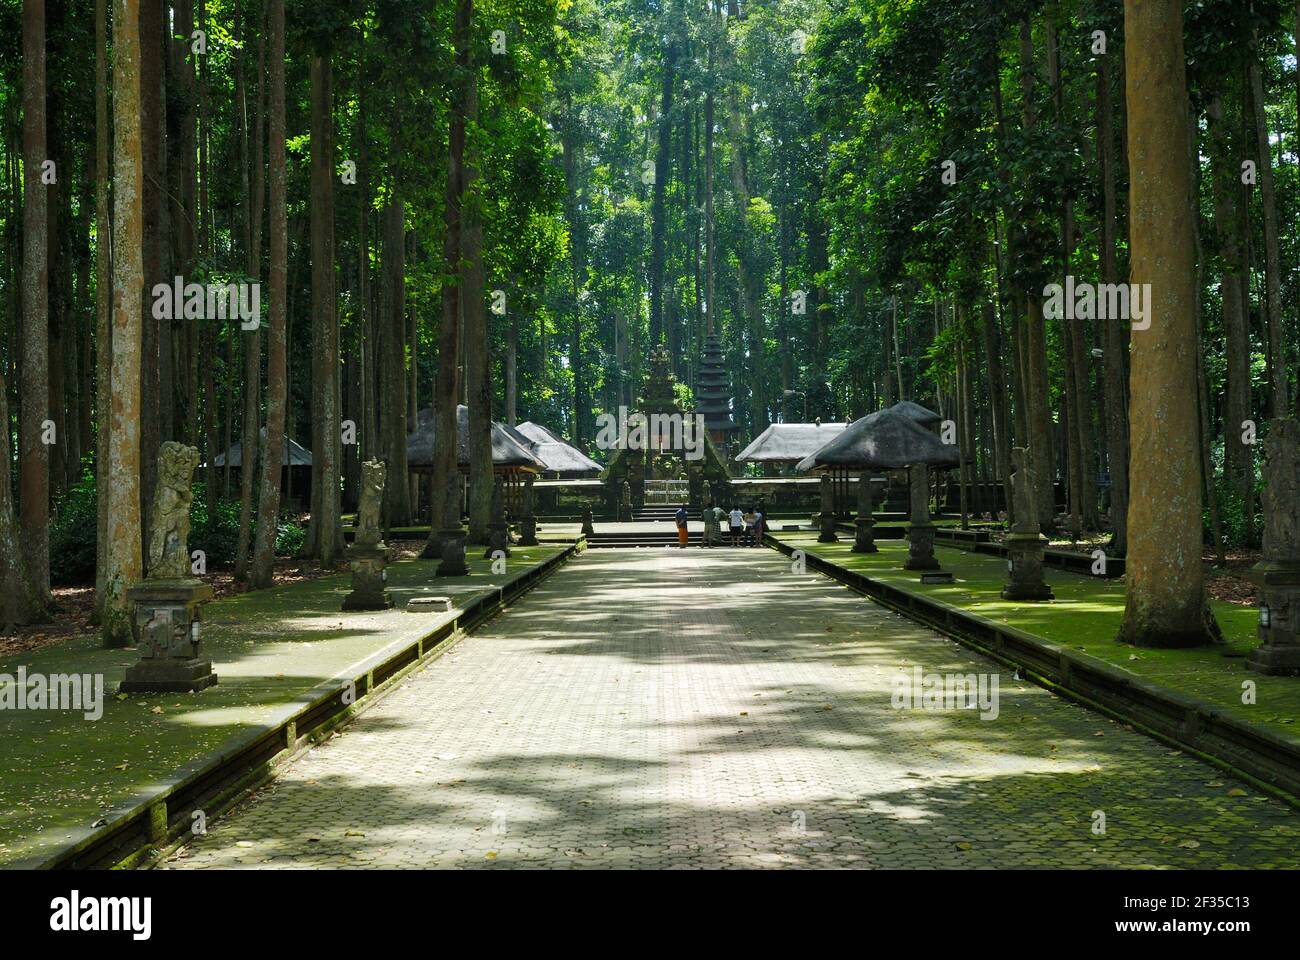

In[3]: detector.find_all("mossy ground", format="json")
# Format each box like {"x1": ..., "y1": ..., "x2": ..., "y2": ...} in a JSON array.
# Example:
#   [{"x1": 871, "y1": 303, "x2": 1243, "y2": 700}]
[
  {"x1": 772, "y1": 533, "x2": 1298, "y2": 741},
  {"x1": 0, "y1": 546, "x2": 563, "y2": 866}
]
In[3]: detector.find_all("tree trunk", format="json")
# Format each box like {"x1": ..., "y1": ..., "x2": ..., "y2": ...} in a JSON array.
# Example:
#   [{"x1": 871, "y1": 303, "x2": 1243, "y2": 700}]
[
  {"x1": 464, "y1": 30, "x2": 493, "y2": 546},
  {"x1": 1098, "y1": 45, "x2": 1129, "y2": 554},
  {"x1": 93, "y1": 0, "x2": 112, "y2": 621},
  {"x1": 422, "y1": 0, "x2": 469, "y2": 558},
  {"x1": 648, "y1": 33, "x2": 675, "y2": 346},
  {"x1": 1248, "y1": 50, "x2": 1288, "y2": 416},
  {"x1": 1207, "y1": 93, "x2": 1252, "y2": 524},
  {"x1": 380, "y1": 184, "x2": 411, "y2": 528},
  {"x1": 250, "y1": 0, "x2": 286, "y2": 590},
  {"x1": 1118, "y1": 0, "x2": 1220, "y2": 647},
  {"x1": 20, "y1": 0, "x2": 50, "y2": 606},
  {"x1": 102, "y1": 0, "x2": 144, "y2": 646},
  {"x1": 234, "y1": 14, "x2": 264, "y2": 582},
  {"x1": 308, "y1": 51, "x2": 341, "y2": 567}
]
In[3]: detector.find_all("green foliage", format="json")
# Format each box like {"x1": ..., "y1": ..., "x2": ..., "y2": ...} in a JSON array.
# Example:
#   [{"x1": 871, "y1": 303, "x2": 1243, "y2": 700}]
[{"x1": 49, "y1": 472, "x2": 307, "y2": 586}]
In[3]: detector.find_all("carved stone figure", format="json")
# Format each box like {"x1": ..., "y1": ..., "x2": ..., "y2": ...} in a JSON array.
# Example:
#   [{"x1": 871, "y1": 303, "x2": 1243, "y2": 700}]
[
  {"x1": 355, "y1": 459, "x2": 387, "y2": 549},
  {"x1": 147, "y1": 441, "x2": 201, "y2": 580},
  {"x1": 121, "y1": 442, "x2": 216, "y2": 693}
]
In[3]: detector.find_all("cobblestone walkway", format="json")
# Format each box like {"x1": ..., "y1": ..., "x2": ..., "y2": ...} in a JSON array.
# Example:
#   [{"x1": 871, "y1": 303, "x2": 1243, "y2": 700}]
[{"x1": 164, "y1": 547, "x2": 1300, "y2": 869}]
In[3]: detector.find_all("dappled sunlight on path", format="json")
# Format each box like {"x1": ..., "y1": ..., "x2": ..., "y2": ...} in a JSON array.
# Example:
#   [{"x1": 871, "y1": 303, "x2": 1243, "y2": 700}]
[{"x1": 165, "y1": 547, "x2": 1300, "y2": 869}]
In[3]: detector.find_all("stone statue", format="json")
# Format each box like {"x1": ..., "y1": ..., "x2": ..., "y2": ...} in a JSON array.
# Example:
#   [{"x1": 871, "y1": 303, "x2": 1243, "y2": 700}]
[
  {"x1": 147, "y1": 441, "x2": 201, "y2": 580},
  {"x1": 1003, "y1": 446, "x2": 1053, "y2": 601},
  {"x1": 355, "y1": 459, "x2": 387, "y2": 549},
  {"x1": 122, "y1": 441, "x2": 216, "y2": 693},
  {"x1": 1009, "y1": 447, "x2": 1038, "y2": 535}
]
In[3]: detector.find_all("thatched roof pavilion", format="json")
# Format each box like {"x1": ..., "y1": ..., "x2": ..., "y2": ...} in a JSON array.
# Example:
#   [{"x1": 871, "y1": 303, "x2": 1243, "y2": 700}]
[
  {"x1": 406, "y1": 405, "x2": 546, "y2": 474},
  {"x1": 212, "y1": 430, "x2": 313, "y2": 468},
  {"x1": 796, "y1": 408, "x2": 960, "y2": 473},
  {"x1": 514, "y1": 421, "x2": 603, "y2": 476},
  {"x1": 735, "y1": 421, "x2": 846, "y2": 465}
]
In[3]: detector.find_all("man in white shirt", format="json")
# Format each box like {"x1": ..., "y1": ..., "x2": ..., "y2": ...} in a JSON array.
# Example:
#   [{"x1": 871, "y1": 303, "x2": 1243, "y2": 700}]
[{"x1": 728, "y1": 506, "x2": 743, "y2": 546}]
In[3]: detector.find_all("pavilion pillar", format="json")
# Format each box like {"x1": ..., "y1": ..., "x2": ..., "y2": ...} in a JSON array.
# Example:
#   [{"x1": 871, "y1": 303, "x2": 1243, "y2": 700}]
[
  {"x1": 852, "y1": 471, "x2": 878, "y2": 554},
  {"x1": 1002, "y1": 447, "x2": 1054, "y2": 600},
  {"x1": 817, "y1": 474, "x2": 838, "y2": 542},
  {"x1": 903, "y1": 464, "x2": 940, "y2": 570},
  {"x1": 518, "y1": 476, "x2": 539, "y2": 546},
  {"x1": 1249, "y1": 420, "x2": 1300, "y2": 674},
  {"x1": 436, "y1": 470, "x2": 470, "y2": 577}
]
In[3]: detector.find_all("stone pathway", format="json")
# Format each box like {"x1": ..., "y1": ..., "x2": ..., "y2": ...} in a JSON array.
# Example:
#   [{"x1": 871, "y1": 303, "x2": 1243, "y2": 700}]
[{"x1": 164, "y1": 547, "x2": 1300, "y2": 869}]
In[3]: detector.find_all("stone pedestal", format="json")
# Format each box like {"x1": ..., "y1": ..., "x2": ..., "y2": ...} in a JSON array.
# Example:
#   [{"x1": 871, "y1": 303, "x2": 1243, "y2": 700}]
[
  {"x1": 1002, "y1": 532, "x2": 1054, "y2": 600},
  {"x1": 851, "y1": 472, "x2": 877, "y2": 553},
  {"x1": 436, "y1": 527, "x2": 470, "y2": 576},
  {"x1": 1246, "y1": 566, "x2": 1300, "y2": 674},
  {"x1": 517, "y1": 479, "x2": 539, "y2": 546},
  {"x1": 1249, "y1": 419, "x2": 1300, "y2": 674},
  {"x1": 120, "y1": 579, "x2": 217, "y2": 693},
  {"x1": 904, "y1": 522, "x2": 940, "y2": 570},
  {"x1": 903, "y1": 465, "x2": 939, "y2": 570},
  {"x1": 342, "y1": 545, "x2": 393, "y2": 610},
  {"x1": 817, "y1": 474, "x2": 838, "y2": 543},
  {"x1": 519, "y1": 515, "x2": 538, "y2": 547},
  {"x1": 581, "y1": 508, "x2": 595, "y2": 537}
]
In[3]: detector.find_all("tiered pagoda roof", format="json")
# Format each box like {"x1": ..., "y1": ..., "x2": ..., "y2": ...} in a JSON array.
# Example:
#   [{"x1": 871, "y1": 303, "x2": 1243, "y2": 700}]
[{"x1": 697, "y1": 333, "x2": 736, "y2": 437}]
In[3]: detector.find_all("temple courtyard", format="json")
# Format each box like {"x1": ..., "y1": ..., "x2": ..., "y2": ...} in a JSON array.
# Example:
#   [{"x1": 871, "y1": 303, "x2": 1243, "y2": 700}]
[{"x1": 160, "y1": 547, "x2": 1300, "y2": 870}]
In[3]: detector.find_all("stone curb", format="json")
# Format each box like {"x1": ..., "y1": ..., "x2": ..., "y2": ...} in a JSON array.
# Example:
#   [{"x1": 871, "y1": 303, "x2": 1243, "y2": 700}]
[
  {"x1": 767, "y1": 535, "x2": 1300, "y2": 806},
  {"x1": 9, "y1": 544, "x2": 578, "y2": 871}
]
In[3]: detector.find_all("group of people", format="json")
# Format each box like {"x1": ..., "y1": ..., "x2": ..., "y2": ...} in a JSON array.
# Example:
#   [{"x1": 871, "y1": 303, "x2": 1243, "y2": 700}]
[{"x1": 673, "y1": 504, "x2": 766, "y2": 548}]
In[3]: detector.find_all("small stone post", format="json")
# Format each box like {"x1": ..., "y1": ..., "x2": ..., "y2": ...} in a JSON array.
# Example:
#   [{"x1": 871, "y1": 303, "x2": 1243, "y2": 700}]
[
  {"x1": 903, "y1": 464, "x2": 940, "y2": 570},
  {"x1": 852, "y1": 471, "x2": 878, "y2": 554},
  {"x1": 436, "y1": 470, "x2": 470, "y2": 577},
  {"x1": 1002, "y1": 447, "x2": 1054, "y2": 600},
  {"x1": 484, "y1": 476, "x2": 512, "y2": 559},
  {"x1": 120, "y1": 442, "x2": 217, "y2": 693},
  {"x1": 518, "y1": 476, "x2": 539, "y2": 546},
  {"x1": 817, "y1": 474, "x2": 838, "y2": 543},
  {"x1": 1249, "y1": 419, "x2": 1300, "y2": 674},
  {"x1": 342, "y1": 459, "x2": 394, "y2": 611}
]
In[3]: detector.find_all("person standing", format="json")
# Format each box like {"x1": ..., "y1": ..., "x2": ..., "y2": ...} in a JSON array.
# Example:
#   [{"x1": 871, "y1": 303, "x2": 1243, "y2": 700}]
[
  {"x1": 753, "y1": 505, "x2": 765, "y2": 546},
  {"x1": 675, "y1": 504, "x2": 689, "y2": 548},
  {"x1": 728, "y1": 504, "x2": 743, "y2": 546}
]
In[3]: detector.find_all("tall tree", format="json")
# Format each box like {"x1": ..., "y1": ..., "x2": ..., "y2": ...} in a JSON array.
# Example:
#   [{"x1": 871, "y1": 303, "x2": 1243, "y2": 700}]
[
  {"x1": 102, "y1": 0, "x2": 144, "y2": 647},
  {"x1": 20, "y1": 0, "x2": 51, "y2": 606},
  {"x1": 250, "y1": 0, "x2": 286, "y2": 589},
  {"x1": 306, "y1": 48, "x2": 342, "y2": 567},
  {"x1": 1118, "y1": 0, "x2": 1220, "y2": 648}
]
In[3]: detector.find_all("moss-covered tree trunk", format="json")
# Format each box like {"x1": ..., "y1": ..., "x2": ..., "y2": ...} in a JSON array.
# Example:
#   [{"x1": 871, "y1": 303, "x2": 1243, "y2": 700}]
[
  {"x1": 102, "y1": 0, "x2": 143, "y2": 646},
  {"x1": 1118, "y1": 0, "x2": 1220, "y2": 648}
]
